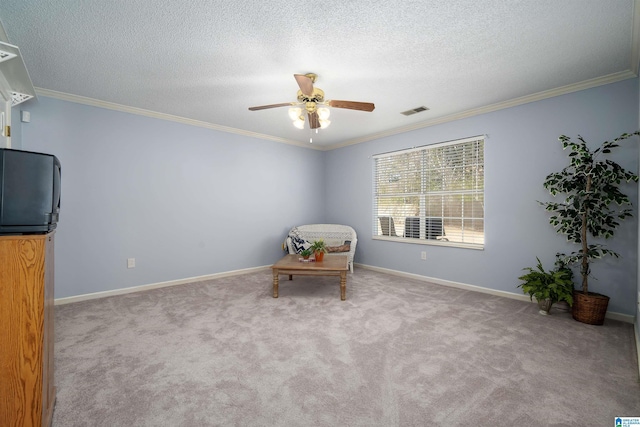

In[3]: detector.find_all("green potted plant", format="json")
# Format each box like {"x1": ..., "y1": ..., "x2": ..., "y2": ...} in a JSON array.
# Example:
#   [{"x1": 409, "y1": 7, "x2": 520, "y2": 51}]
[
  {"x1": 541, "y1": 131, "x2": 639, "y2": 324},
  {"x1": 300, "y1": 249, "x2": 312, "y2": 260},
  {"x1": 309, "y1": 239, "x2": 328, "y2": 262},
  {"x1": 518, "y1": 256, "x2": 574, "y2": 315}
]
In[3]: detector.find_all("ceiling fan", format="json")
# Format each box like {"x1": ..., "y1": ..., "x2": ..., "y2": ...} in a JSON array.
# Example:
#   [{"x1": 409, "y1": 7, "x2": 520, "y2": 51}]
[{"x1": 248, "y1": 73, "x2": 375, "y2": 130}]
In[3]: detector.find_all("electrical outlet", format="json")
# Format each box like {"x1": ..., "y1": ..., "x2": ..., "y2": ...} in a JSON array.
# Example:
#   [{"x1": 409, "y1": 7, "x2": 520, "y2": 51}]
[
  {"x1": 127, "y1": 258, "x2": 135, "y2": 268},
  {"x1": 421, "y1": 251, "x2": 427, "y2": 260}
]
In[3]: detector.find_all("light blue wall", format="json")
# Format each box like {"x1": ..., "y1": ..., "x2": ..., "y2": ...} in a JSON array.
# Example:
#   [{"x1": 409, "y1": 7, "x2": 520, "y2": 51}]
[
  {"x1": 325, "y1": 78, "x2": 640, "y2": 316},
  {"x1": 16, "y1": 79, "x2": 640, "y2": 316},
  {"x1": 20, "y1": 96, "x2": 325, "y2": 298}
]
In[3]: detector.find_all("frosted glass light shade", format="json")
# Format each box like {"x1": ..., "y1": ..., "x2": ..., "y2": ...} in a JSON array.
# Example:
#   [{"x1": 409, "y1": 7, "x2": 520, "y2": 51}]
[
  {"x1": 319, "y1": 119, "x2": 331, "y2": 129},
  {"x1": 288, "y1": 107, "x2": 302, "y2": 121},
  {"x1": 317, "y1": 108, "x2": 330, "y2": 120},
  {"x1": 293, "y1": 118, "x2": 305, "y2": 129}
]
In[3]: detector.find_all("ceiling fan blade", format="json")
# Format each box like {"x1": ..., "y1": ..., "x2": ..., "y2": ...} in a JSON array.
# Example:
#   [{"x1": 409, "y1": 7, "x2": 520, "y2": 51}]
[
  {"x1": 328, "y1": 100, "x2": 375, "y2": 112},
  {"x1": 294, "y1": 74, "x2": 314, "y2": 97},
  {"x1": 248, "y1": 102, "x2": 295, "y2": 111},
  {"x1": 308, "y1": 111, "x2": 320, "y2": 129}
]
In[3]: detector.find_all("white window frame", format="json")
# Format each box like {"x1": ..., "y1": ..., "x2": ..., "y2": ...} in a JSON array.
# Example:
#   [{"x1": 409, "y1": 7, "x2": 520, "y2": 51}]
[{"x1": 372, "y1": 135, "x2": 485, "y2": 249}]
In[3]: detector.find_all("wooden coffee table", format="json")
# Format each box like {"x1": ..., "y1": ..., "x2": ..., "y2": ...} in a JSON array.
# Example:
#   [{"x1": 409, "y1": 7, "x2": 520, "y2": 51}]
[{"x1": 271, "y1": 254, "x2": 349, "y2": 300}]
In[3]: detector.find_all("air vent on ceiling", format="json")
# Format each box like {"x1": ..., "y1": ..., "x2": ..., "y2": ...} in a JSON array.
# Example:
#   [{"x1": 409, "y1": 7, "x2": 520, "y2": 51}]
[{"x1": 401, "y1": 106, "x2": 430, "y2": 116}]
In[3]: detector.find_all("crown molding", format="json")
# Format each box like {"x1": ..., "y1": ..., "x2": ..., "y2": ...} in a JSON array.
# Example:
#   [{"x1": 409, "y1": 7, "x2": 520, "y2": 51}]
[
  {"x1": 327, "y1": 70, "x2": 638, "y2": 150},
  {"x1": 33, "y1": 88, "x2": 323, "y2": 151},
  {"x1": 36, "y1": 68, "x2": 636, "y2": 153}
]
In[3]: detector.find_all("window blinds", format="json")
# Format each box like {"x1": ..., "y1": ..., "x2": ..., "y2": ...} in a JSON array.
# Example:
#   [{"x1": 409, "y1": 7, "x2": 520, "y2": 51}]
[{"x1": 373, "y1": 136, "x2": 485, "y2": 247}]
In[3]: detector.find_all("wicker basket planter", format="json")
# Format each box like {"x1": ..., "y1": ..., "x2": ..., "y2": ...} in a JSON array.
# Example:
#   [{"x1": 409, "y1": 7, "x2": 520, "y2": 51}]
[{"x1": 571, "y1": 291, "x2": 609, "y2": 325}]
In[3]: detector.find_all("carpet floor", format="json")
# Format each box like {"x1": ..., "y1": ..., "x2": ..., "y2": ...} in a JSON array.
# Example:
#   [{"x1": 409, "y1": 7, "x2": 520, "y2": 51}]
[{"x1": 52, "y1": 268, "x2": 640, "y2": 426}]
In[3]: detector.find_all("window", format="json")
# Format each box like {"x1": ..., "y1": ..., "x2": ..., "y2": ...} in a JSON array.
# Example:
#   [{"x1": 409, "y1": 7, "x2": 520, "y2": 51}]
[{"x1": 373, "y1": 135, "x2": 485, "y2": 248}]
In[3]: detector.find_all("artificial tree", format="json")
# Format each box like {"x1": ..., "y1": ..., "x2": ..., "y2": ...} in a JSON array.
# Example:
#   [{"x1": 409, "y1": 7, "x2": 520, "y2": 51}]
[{"x1": 541, "y1": 131, "x2": 639, "y2": 324}]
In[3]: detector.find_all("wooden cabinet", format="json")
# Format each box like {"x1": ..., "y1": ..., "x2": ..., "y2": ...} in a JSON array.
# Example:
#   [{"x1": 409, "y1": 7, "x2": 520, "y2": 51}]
[{"x1": 0, "y1": 232, "x2": 56, "y2": 426}]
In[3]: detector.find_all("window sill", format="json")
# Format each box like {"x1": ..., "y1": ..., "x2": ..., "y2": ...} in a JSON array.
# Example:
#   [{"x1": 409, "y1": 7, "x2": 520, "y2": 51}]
[{"x1": 372, "y1": 235, "x2": 484, "y2": 250}]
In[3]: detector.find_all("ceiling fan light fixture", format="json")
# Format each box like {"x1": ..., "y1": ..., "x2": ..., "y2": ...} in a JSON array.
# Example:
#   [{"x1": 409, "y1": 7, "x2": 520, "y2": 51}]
[
  {"x1": 248, "y1": 73, "x2": 375, "y2": 138},
  {"x1": 317, "y1": 107, "x2": 330, "y2": 120},
  {"x1": 288, "y1": 107, "x2": 302, "y2": 121}
]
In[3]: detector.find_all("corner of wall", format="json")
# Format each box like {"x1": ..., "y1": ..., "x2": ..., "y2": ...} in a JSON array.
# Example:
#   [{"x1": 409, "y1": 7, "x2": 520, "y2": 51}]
[{"x1": 636, "y1": 75, "x2": 640, "y2": 378}]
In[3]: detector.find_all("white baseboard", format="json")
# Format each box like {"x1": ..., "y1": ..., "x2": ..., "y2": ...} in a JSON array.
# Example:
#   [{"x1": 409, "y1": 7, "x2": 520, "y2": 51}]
[
  {"x1": 55, "y1": 262, "x2": 637, "y2": 325},
  {"x1": 54, "y1": 265, "x2": 271, "y2": 305},
  {"x1": 355, "y1": 263, "x2": 636, "y2": 324}
]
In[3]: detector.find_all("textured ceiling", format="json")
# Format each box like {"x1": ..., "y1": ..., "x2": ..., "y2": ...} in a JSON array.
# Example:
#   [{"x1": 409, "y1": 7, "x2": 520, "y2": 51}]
[{"x1": 0, "y1": 0, "x2": 637, "y2": 149}]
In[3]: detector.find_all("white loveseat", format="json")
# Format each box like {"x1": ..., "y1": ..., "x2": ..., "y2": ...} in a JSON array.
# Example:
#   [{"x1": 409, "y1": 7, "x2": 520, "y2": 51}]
[{"x1": 284, "y1": 224, "x2": 357, "y2": 273}]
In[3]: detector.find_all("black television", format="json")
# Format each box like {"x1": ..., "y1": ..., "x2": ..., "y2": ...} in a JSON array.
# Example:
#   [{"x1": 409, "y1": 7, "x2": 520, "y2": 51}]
[{"x1": 0, "y1": 148, "x2": 61, "y2": 234}]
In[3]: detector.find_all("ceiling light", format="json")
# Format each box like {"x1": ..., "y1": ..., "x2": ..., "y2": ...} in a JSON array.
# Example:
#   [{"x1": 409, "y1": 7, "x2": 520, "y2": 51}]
[
  {"x1": 288, "y1": 107, "x2": 302, "y2": 121},
  {"x1": 317, "y1": 108, "x2": 330, "y2": 120},
  {"x1": 290, "y1": 106, "x2": 332, "y2": 130},
  {"x1": 293, "y1": 117, "x2": 305, "y2": 129}
]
